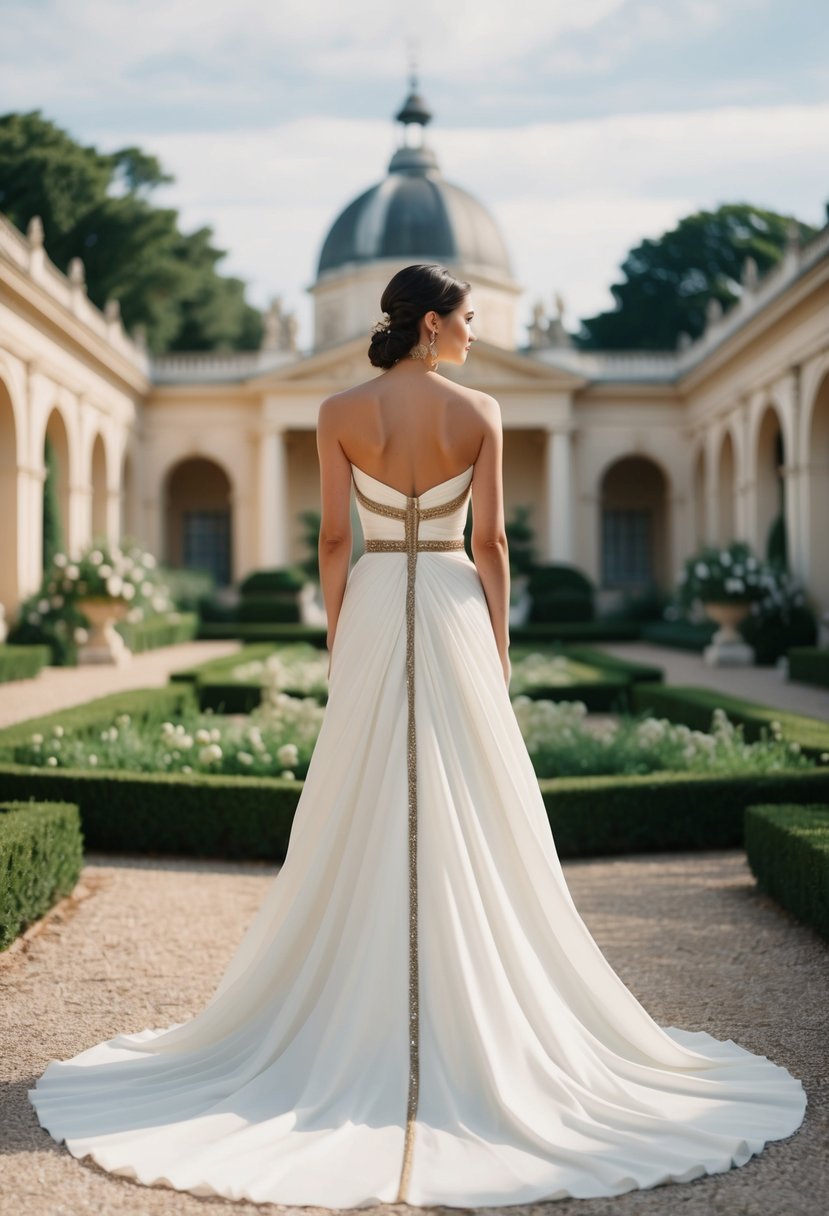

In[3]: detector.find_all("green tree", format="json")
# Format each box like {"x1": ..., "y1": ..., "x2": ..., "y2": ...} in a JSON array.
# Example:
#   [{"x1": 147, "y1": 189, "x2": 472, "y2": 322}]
[
  {"x1": 0, "y1": 110, "x2": 263, "y2": 354},
  {"x1": 575, "y1": 204, "x2": 818, "y2": 351}
]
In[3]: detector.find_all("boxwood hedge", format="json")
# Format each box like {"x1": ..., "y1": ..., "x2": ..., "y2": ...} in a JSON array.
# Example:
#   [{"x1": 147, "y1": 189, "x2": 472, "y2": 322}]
[{"x1": 744, "y1": 803, "x2": 829, "y2": 940}]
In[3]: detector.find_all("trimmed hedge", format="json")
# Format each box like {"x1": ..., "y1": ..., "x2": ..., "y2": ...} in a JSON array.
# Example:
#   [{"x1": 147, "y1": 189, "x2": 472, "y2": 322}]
[
  {"x1": 564, "y1": 646, "x2": 664, "y2": 686},
  {"x1": 0, "y1": 800, "x2": 84, "y2": 950},
  {"x1": 0, "y1": 644, "x2": 51, "y2": 683},
  {"x1": 198, "y1": 622, "x2": 328, "y2": 642},
  {"x1": 745, "y1": 803, "x2": 829, "y2": 940},
  {"x1": 630, "y1": 684, "x2": 829, "y2": 758},
  {"x1": 0, "y1": 684, "x2": 197, "y2": 760},
  {"x1": 1, "y1": 760, "x2": 828, "y2": 862},
  {"x1": 641, "y1": 620, "x2": 715, "y2": 651},
  {"x1": 116, "y1": 611, "x2": 198, "y2": 653},
  {"x1": 511, "y1": 621, "x2": 642, "y2": 642},
  {"x1": 788, "y1": 647, "x2": 829, "y2": 689}
]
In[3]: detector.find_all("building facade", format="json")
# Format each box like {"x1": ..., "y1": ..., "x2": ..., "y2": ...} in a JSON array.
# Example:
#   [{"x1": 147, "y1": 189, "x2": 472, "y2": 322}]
[{"x1": 2, "y1": 85, "x2": 828, "y2": 624}]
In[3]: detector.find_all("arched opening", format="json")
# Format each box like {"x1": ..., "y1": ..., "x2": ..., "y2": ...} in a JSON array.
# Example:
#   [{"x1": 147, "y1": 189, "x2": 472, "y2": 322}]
[
  {"x1": 0, "y1": 377, "x2": 18, "y2": 613},
  {"x1": 716, "y1": 431, "x2": 736, "y2": 544},
  {"x1": 121, "y1": 448, "x2": 136, "y2": 540},
  {"x1": 807, "y1": 371, "x2": 829, "y2": 611},
  {"x1": 44, "y1": 409, "x2": 70, "y2": 569},
  {"x1": 600, "y1": 456, "x2": 669, "y2": 590},
  {"x1": 164, "y1": 457, "x2": 233, "y2": 585},
  {"x1": 756, "y1": 406, "x2": 785, "y2": 564},
  {"x1": 90, "y1": 434, "x2": 108, "y2": 542},
  {"x1": 693, "y1": 447, "x2": 706, "y2": 547}
]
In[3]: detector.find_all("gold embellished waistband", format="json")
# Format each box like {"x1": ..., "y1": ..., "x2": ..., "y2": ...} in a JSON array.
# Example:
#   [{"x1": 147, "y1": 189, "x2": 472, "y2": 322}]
[{"x1": 364, "y1": 538, "x2": 465, "y2": 552}]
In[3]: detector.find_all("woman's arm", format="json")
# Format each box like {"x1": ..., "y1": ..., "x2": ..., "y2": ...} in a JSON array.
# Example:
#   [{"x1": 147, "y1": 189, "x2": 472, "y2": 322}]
[
  {"x1": 469, "y1": 395, "x2": 511, "y2": 686},
  {"x1": 316, "y1": 397, "x2": 353, "y2": 673}
]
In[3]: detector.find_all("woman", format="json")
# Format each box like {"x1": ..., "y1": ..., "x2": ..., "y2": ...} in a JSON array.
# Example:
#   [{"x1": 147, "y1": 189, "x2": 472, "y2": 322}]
[{"x1": 29, "y1": 264, "x2": 805, "y2": 1208}]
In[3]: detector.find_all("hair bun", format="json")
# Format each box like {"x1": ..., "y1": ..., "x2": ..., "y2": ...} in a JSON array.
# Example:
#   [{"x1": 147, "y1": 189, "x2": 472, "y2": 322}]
[{"x1": 368, "y1": 322, "x2": 418, "y2": 369}]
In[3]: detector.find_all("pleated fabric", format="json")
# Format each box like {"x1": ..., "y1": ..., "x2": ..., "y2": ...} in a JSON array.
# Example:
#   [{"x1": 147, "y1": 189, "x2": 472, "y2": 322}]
[{"x1": 28, "y1": 462, "x2": 806, "y2": 1207}]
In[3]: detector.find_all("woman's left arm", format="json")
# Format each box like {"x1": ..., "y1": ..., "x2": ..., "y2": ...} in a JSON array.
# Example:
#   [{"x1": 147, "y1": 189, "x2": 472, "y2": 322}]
[{"x1": 316, "y1": 397, "x2": 353, "y2": 670}]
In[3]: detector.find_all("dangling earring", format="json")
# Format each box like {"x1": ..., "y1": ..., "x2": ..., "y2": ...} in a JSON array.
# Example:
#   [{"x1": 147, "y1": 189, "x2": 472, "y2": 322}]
[
  {"x1": 427, "y1": 329, "x2": 439, "y2": 370},
  {"x1": 409, "y1": 340, "x2": 429, "y2": 361}
]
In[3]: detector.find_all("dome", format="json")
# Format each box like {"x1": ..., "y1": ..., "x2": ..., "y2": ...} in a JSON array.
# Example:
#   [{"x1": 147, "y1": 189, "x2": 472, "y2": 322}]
[{"x1": 315, "y1": 83, "x2": 513, "y2": 281}]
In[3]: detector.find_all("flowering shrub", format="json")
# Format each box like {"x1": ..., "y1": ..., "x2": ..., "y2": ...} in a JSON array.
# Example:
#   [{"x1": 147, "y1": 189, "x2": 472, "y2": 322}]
[
  {"x1": 675, "y1": 542, "x2": 764, "y2": 608},
  {"x1": 511, "y1": 699, "x2": 820, "y2": 779},
  {"x1": 232, "y1": 645, "x2": 329, "y2": 697},
  {"x1": 12, "y1": 538, "x2": 175, "y2": 664},
  {"x1": 664, "y1": 541, "x2": 816, "y2": 660},
  {"x1": 17, "y1": 694, "x2": 822, "y2": 784},
  {"x1": 16, "y1": 693, "x2": 324, "y2": 780}
]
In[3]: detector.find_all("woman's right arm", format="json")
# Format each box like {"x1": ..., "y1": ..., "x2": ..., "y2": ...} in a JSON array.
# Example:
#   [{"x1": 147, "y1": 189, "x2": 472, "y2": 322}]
[{"x1": 469, "y1": 396, "x2": 511, "y2": 687}]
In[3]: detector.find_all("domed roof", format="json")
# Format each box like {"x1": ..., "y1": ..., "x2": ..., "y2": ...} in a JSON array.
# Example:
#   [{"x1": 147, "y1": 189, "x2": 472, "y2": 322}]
[{"x1": 316, "y1": 82, "x2": 513, "y2": 280}]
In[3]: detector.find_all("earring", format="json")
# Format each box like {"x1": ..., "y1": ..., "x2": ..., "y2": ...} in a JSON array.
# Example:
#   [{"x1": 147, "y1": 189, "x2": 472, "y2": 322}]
[
  {"x1": 427, "y1": 330, "x2": 439, "y2": 369},
  {"x1": 409, "y1": 341, "x2": 429, "y2": 360}
]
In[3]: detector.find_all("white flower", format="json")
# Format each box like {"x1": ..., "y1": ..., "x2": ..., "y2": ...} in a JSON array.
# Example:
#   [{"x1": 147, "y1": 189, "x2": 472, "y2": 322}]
[
  {"x1": 720, "y1": 551, "x2": 732, "y2": 565},
  {"x1": 195, "y1": 728, "x2": 212, "y2": 745},
  {"x1": 99, "y1": 563, "x2": 112, "y2": 578},
  {"x1": 116, "y1": 714, "x2": 131, "y2": 727},
  {"x1": 51, "y1": 594, "x2": 64, "y2": 609},
  {"x1": 66, "y1": 564, "x2": 79, "y2": 579},
  {"x1": 724, "y1": 578, "x2": 745, "y2": 594},
  {"x1": 121, "y1": 582, "x2": 136, "y2": 600},
  {"x1": 53, "y1": 553, "x2": 67, "y2": 568},
  {"x1": 281, "y1": 770, "x2": 295, "y2": 780},
  {"x1": 152, "y1": 595, "x2": 167, "y2": 612},
  {"x1": 161, "y1": 721, "x2": 175, "y2": 736},
  {"x1": 73, "y1": 627, "x2": 88, "y2": 644},
  {"x1": 47, "y1": 756, "x2": 58, "y2": 767},
  {"x1": 106, "y1": 575, "x2": 123, "y2": 597},
  {"x1": 37, "y1": 598, "x2": 50, "y2": 614},
  {"x1": 89, "y1": 754, "x2": 98, "y2": 766},
  {"x1": 182, "y1": 765, "x2": 192, "y2": 774},
  {"x1": 142, "y1": 553, "x2": 157, "y2": 568},
  {"x1": 199, "y1": 743, "x2": 222, "y2": 764},
  {"x1": 27, "y1": 611, "x2": 41, "y2": 625},
  {"x1": 695, "y1": 562, "x2": 710, "y2": 578},
  {"x1": 277, "y1": 743, "x2": 299, "y2": 766},
  {"x1": 31, "y1": 733, "x2": 43, "y2": 745},
  {"x1": 141, "y1": 581, "x2": 154, "y2": 597},
  {"x1": 210, "y1": 727, "x2": 221, "y2": 742},
  {"x1": 238, "y1": 751, "x2": 254, "y2": 765},
  {"x1": 90, "y1": 550, "x2": 103, "y2": 565},
  {"x1": 52, "y1": 725, "x2": 64, "y2": 738}
]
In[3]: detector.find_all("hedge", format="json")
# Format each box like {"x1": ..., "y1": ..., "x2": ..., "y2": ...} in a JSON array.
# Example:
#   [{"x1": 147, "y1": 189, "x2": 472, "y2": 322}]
[
  {"x1": 0, "y1": 684, "x2": 197, "y2": 760},
  {"x1": 1, "y1": 761, "x2": 828, "y2": 862},
  {"x1": 640, "y1": 620, "x2": 715, "y2": 651},
  {"x1": 0, "y1": 800, "x2": 84, "y2": 951},
  {"x1": 745, "y1": 803, "x2": 829, "y2": 940},
  {"x1": 630, "y1": 684, "x2": 829, "y2": 758},
  {"x1": 116, "y1": 611, "x2": 199, "y2": 653},
  {"x1": 788, "y1": 647, "x2": 829, "y2": 689},
  {"x1": 0, "y1": 644, "x2": 51, "y2": 683}
]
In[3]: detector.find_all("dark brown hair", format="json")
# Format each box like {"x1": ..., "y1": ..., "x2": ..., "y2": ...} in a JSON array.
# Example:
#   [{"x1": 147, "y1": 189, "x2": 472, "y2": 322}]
[{"x1": 368, "y1": 263, "x2": 471, "y2": 369}]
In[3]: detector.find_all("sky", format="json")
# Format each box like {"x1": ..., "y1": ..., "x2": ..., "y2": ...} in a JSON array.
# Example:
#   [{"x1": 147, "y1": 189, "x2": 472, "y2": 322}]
[{"x1": 2, "y1": 0, "x2": 829, "y2": 349}]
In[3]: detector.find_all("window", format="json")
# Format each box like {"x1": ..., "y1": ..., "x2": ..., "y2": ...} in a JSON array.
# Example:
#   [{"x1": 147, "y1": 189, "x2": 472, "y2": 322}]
[
  {"x1": 602, "y1": 508, "x2": 652, "y2": 588},
  {"x1": 183, "y1": 510, "x2": 231, "y2": 585}
]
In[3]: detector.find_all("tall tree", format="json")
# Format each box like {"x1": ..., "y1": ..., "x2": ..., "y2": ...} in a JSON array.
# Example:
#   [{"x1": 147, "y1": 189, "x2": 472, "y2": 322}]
[
  {"x1": 575, "y1": 204, "x2": 818, "y2": 351},
  {"x1": 0, "y1": 110, "x2": 263, "y2": 353}
]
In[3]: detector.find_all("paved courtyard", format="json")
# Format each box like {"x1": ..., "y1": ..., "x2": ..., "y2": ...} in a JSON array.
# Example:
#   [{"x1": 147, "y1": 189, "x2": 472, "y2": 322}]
[{"x1": 1, "y1": 849, "x2": 825, "y2": 1216}]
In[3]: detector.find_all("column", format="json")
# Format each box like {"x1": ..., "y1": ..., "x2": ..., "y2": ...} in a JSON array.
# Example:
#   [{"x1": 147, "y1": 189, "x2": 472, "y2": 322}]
[
  {"x1": 259, "y1": 427, "x2": 290, "y2": 567},
  {"x1": 545, "y1": 426, "x2": 574, "y2": 562}
]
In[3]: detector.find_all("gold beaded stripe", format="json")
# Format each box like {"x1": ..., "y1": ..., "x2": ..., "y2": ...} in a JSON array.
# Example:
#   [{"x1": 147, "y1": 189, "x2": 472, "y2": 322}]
[{"x1": 352, "y1": 475, "x2": 470, "y2": 1204}]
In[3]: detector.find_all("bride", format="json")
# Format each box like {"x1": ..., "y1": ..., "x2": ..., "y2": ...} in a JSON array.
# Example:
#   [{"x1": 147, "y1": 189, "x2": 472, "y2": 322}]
[{"x1": 29, "y1": 263, "x2": 806, "y2": 1208}]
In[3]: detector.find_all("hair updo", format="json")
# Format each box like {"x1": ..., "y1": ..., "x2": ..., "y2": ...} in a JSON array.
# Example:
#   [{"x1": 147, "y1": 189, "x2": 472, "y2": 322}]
[{"x1": 368, "y1": 263, "x2": 471, "y2": 369}]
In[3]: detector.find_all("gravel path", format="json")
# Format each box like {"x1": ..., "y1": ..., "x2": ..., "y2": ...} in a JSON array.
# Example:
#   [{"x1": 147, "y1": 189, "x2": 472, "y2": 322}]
[{"x1": 1, "y1": 850, "x2": 826, "y2": 1216}]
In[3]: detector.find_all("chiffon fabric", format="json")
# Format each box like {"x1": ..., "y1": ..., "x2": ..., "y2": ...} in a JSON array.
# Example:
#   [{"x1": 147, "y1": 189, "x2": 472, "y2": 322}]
[{"x1": 28, "y1": 461, "x2": 806, "y2": 1207}]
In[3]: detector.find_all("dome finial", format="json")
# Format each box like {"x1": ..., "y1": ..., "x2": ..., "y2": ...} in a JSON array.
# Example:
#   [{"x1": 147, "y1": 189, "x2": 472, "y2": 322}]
[{"x1": 395, "y1": 46, "x2": 432, "y2": 129}]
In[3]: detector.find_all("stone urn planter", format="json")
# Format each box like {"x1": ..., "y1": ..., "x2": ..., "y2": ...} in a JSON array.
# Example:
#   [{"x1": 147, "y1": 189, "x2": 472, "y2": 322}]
[
  {"x1": 76, "y1": 596, "x2": 131, "y2": 665},
  {"x1": 702, "y1": 600, "x2": 754, "y2": 667}
]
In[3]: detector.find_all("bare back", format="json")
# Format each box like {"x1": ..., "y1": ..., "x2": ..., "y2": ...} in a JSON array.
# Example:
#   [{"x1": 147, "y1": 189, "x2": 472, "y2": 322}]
[{"x1": 317, "y1": 371, "x2": 507, "y2": 550}]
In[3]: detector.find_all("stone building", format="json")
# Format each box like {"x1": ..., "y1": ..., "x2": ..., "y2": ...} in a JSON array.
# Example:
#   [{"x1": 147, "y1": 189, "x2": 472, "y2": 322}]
[{"x1": 1, "y1": 82, "x2": 828, "y2": 623}]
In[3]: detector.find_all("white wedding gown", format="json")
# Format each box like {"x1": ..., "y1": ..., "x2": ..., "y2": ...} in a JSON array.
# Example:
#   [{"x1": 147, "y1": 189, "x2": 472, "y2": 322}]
[{"x1": 29, "y1": 462, "x2": 806, "y2": 1207}]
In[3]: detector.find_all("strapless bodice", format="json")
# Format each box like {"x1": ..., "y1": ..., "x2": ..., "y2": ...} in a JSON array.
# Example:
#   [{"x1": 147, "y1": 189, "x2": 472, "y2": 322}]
[{"x1": 351, "y1": 463, "x2": 473, "y2": 544}]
